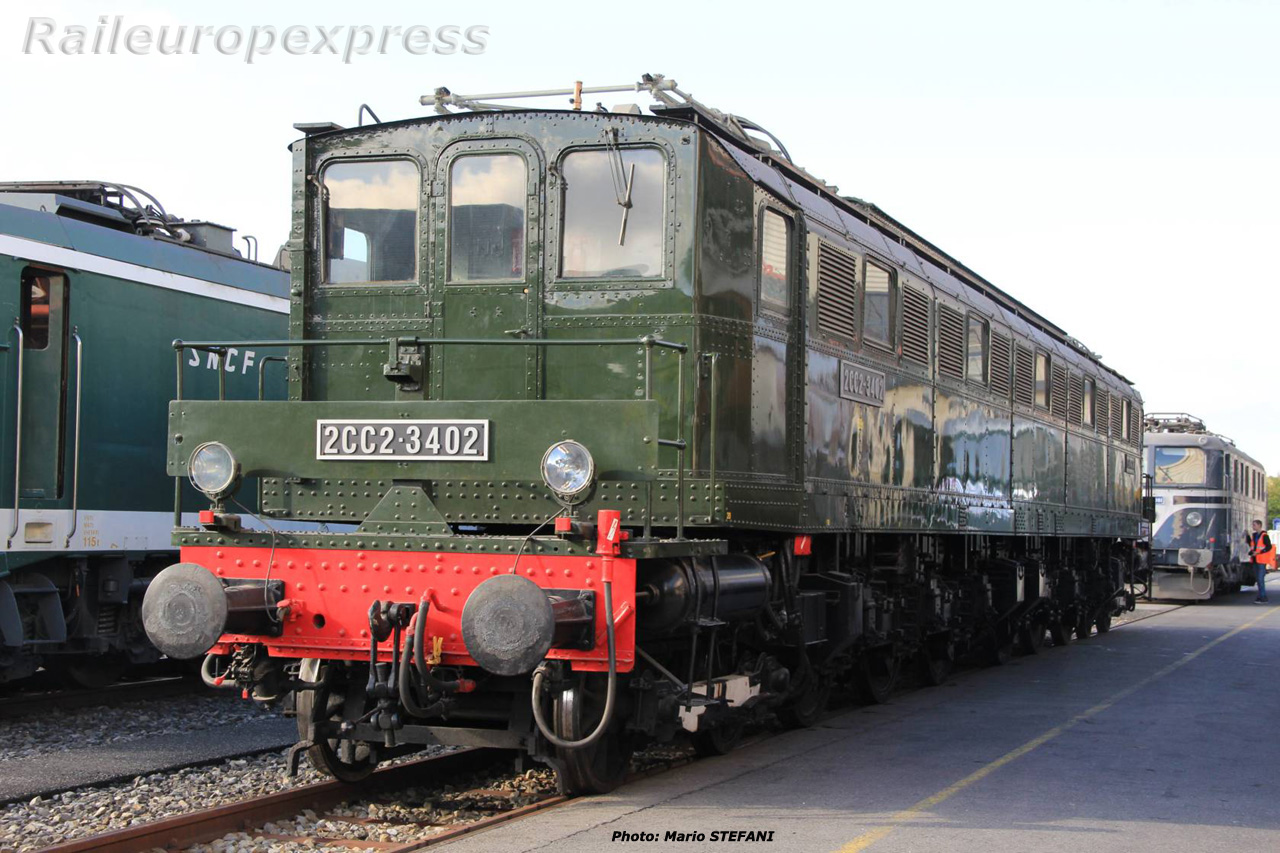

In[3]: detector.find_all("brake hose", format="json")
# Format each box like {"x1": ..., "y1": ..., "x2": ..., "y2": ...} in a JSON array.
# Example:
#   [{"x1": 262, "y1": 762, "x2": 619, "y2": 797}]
[
  {"x1": 397, "y1": 616, "x2": 433, "y2": 718},
  {"x1": 530, "y1": 579, "x2": 617, "y2": 749}
]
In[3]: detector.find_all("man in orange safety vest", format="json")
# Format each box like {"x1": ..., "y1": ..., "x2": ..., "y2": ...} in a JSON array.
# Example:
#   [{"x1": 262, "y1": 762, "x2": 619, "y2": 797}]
[{"x1": 1247, "y1": 520, "x2": 1274, "y2": 604}]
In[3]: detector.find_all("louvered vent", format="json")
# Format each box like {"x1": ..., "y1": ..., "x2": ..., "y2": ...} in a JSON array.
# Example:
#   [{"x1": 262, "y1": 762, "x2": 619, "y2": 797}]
[
  {"x1": 1112, "y1": 396, "x2": 1124, "y2": 437},
  {"x1": 817, "y1": 244, "x2": 858, "y2": 341},
  {"x1": 1129, "y1": 404, "x2": 1142, "y2": 446},
  {"x1": 1067, "y1": 374, "x2": 1084, "y2": 425},
  {"x1": 901, "y1": 287, "x2": 930, "y2": 364},
  {"x1": 1096, "y1": 390, "x2": 1110, "y2": 435},
  {"x1": 1050, "y1": 363, "x2": 1067, "y2": 419},
  {"x1": 990, "y1": 333, "x2": 1012, "y2": 399},
  {"x1": 937, "y1": 305, "x2": 965, "y2": 379},
  {"x1": 1013, "y1": 344, "x2": 1034, "y2": 406}
]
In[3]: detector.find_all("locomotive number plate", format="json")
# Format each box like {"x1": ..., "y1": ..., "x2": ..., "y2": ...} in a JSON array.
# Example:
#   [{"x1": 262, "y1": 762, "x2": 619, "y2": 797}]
[{"x1": 316, "y1": 419, "x2": 490, "y2": 461}]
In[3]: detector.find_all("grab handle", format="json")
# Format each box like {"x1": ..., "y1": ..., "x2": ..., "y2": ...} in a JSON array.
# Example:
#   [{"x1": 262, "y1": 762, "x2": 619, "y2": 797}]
[
  {"x1": 63, "y1": 328, "x2": 83, "y2": 548},
  {"x1": 6, "y1": 320, "x2": 24, "y2": 549}
]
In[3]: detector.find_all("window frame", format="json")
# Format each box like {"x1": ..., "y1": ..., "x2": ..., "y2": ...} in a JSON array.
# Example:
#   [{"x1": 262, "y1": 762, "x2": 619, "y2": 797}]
[
  {"x1": 550, "y1": 142, "x2": 673, "y2": 289},
  {"x1": 20, "y1": 267, "x2": 66, "y2": 352},
  {"x1": 861, "y1": 256, "x2": 897, "y2": 352},
  {"x1": 318, "y1": 156, "x2": 422, "y2": 287},
  {"x1": 757, "y1": 205, "x2": 793, "y2": 319},
  {"x1": 1034, "y1": 350, "x2": 1051, "y2": 410},
  {"x1": 966, "y1": 313, "x2": 989, "y2": 387},
  {"x1": 445, "y1": 149, "x2": 531, "y2": 285}
]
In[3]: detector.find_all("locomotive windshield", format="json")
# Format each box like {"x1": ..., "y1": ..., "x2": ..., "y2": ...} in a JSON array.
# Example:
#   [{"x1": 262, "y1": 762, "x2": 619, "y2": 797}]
[
  {"x1": 560, "y1": 147, "x2": 665, "y2": 278},
  {"x1": 449, "y1": 153, "x2": 526, "y2": 282},
  {"x1": 323, "y1": 160, "x2": 418, "y2": 283},
  {"x1": 1153, "y1": 446, "x2": 1223, "y2": 488}
]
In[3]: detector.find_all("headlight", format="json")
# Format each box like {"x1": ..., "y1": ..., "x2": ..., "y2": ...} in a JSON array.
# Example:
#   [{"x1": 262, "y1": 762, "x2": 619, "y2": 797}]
[
  {"x1": 189, "y1": 442, "x2": 239, "y2": 498},
  {"x1": 1185, "y1": 510, "x2": 1203, "y2": 528},
  {"x1": 541, "y1": 440, "x2": 594, "y2": 500}
]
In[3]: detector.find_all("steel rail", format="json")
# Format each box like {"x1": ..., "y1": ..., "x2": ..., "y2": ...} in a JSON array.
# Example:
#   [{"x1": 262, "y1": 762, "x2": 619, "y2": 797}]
[
  {"x1": 0, "y1": 675, "x2": 195, "y2": 722},
  {"x1": 36, "y1": 747, "x2": 512, "y2": 853}
]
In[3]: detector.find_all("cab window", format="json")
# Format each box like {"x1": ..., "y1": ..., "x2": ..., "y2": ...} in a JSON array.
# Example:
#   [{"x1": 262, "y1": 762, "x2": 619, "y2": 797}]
[
  {"x1": 1154, "y1": 446, "x2": 1223, "y2": 488},
  {"x1": 20, "y1": 271, "x2": 60, "y2": 350},
  {"x1": 863, "y1": 260, "x2": 896, "y2": 349},
  {"x1": 759, "y1": 209, "x2": 790, "y2": 315},
  {"x1": 560, "y1": 147, "x2": 665, "y2": 279},
  {"x1": 449, "y1": 154, "x2": 527, "y2": 282},
  {"x1": 323, "y1": 160, "x2": 418, "y2": 283}
]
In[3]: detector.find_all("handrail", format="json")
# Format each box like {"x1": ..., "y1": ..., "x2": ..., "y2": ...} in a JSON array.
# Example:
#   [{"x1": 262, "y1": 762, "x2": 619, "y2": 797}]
[
  {"x1": 173, "y1": 336, "x2": 690, "y2": 352},
  {"x1": 258, "y1": 355, "x2": 288, "y2": 401},
  {"x1": 63, "y1": 328, "x2": 83, "y2": 547},
  {"x1": 170, "y1": 334, "x2": 693, "y2": 537},
  {"x1": 7, "y1": 320, "x2": 24, "y2": 548}
]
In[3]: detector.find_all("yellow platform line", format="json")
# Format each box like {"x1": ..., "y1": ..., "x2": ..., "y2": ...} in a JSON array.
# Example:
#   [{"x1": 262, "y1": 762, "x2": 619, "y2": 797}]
[{"x1": 835, "y1": 606, "x2": 1279, "y2": 853}]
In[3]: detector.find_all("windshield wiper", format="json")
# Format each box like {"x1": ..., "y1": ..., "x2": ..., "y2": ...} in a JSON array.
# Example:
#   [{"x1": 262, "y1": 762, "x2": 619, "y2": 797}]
[
  {"x1": 617, "y1": 162, "x2": 635, "y2": 247},
  {"x1": 604, "y1": 127, "x2": 634, "y2": 246}
]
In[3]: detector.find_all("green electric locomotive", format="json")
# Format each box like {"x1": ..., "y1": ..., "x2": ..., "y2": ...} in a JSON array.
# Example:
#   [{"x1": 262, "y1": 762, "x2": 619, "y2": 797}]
[
  {"x1": 142, "y1": 76, "x2": 1146, "y2": 793},
  {"x1": 0, "y1": 181, "x2": 288, "y2": 685}
]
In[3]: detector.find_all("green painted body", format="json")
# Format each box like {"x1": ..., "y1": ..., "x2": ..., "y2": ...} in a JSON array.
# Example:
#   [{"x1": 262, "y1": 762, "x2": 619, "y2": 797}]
[
  {"x1": 0, "y1": 191, "x2": 287, "y2": 679},
  {"x1": 170, "y1": 109, "x2": 1141, "y2": 548}
]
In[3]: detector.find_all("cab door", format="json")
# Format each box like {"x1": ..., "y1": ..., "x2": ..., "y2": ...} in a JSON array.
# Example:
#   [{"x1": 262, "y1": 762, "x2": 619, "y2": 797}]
[
  {"x1": 17, "y1": 267, "x2": 69, "y2": 502},
  {"x1": 433, "y1": 140, "x2": 542, "y2": 400}
]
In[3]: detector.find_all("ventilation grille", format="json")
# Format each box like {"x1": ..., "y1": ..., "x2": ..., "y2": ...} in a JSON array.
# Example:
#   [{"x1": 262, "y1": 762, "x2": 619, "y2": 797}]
[
  {"x1": 1129, "y1": 404, "x2": 1142, "y2": 446},
  {"x1": 1050, "y1": 363, "x2": 1068, "y2": 419},
  {"x1": 901, "y1": 286, "x2": 930, "y2": 364},
  {"x1": 1112, "y1": 396, "x2": 1124, "y2": 437},
  {"x1": 990, "y1": 333, "x2": 1012, "y2": 399},
  {"x1": 1096, "y1": 390, "x2": 1110, "y2": 435},
  {"x1": 937, "y1": 305, "x2": 965, "y2": 379},
  {"x1": 1067, "y1": 373, "x2": 1084, "y2": 426},
  {"x1": 817, "y1": 244, "x2": 858, "y2": 341},
  {"x1": 1013, "y1": 344, "x2": 1034, "y2": 406}
]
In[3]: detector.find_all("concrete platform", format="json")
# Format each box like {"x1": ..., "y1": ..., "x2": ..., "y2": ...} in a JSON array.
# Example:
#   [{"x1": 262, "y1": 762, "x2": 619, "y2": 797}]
[{"x1": 440, "y1": 594, "x2": 1280, "y2": 853}]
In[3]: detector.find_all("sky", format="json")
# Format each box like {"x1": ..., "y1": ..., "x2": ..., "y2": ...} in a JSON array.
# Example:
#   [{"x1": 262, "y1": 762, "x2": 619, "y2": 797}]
[{"x1": 3, "y1": 0, "x2": 1277, "y2": 470}]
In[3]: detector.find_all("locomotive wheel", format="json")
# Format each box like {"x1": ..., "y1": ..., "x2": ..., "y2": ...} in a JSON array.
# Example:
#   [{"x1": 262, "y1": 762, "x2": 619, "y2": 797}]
[
  {"x1": 918, "y1": 644, "x2": 954, "y2": 687},
  {"x1": 1048, "y1": 617, "x2": 1073, "y2": 647},
  {"x1": 981, "y1": 625, "x2": 1013, "y2": 665},
  {"x1": 777, "y1": 667, "x2": 830, "y2": 728},
  {"x1": 48, "y1": 653, "x2": 129, "y2": 690},
  {"x1": 1075, "y1": 610, "x2": 1094, "y2": 640},
  {"x1": 296, "y1": 659, "x2": 378, "y2": 783},
  {"x1": 1095, "y1": 611, "x2": 1113, "y2": 634},
  {"x1": 858, "y1": 650, "x2": 900, "y2": 704},
  {"x1": 1018, "y1": 622, "x2": 1047, "y2": 655},
  {"x1": 693, "y1": 717, "x2": 746, "y2": 757},
  {"x1": 552, "y1": 674, "x2": 631, "y2": 795}
]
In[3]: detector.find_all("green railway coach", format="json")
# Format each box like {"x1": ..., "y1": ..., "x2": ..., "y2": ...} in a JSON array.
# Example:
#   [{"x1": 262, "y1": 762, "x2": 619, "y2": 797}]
[{"x1": 0, "y1": 182, "x2": 288, "y2": 685}]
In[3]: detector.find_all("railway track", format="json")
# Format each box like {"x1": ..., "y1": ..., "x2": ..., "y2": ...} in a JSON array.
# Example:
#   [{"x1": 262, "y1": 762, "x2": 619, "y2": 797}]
[
  {"x1": 29, "y1": 739, "x2": 702, "y2": 853},
  {"x1": 35, "y1": 748, "x2": 567, "y2": 853},
  {"x1": 0, "y1": 675, "x2": 198, "y2": 721}
]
